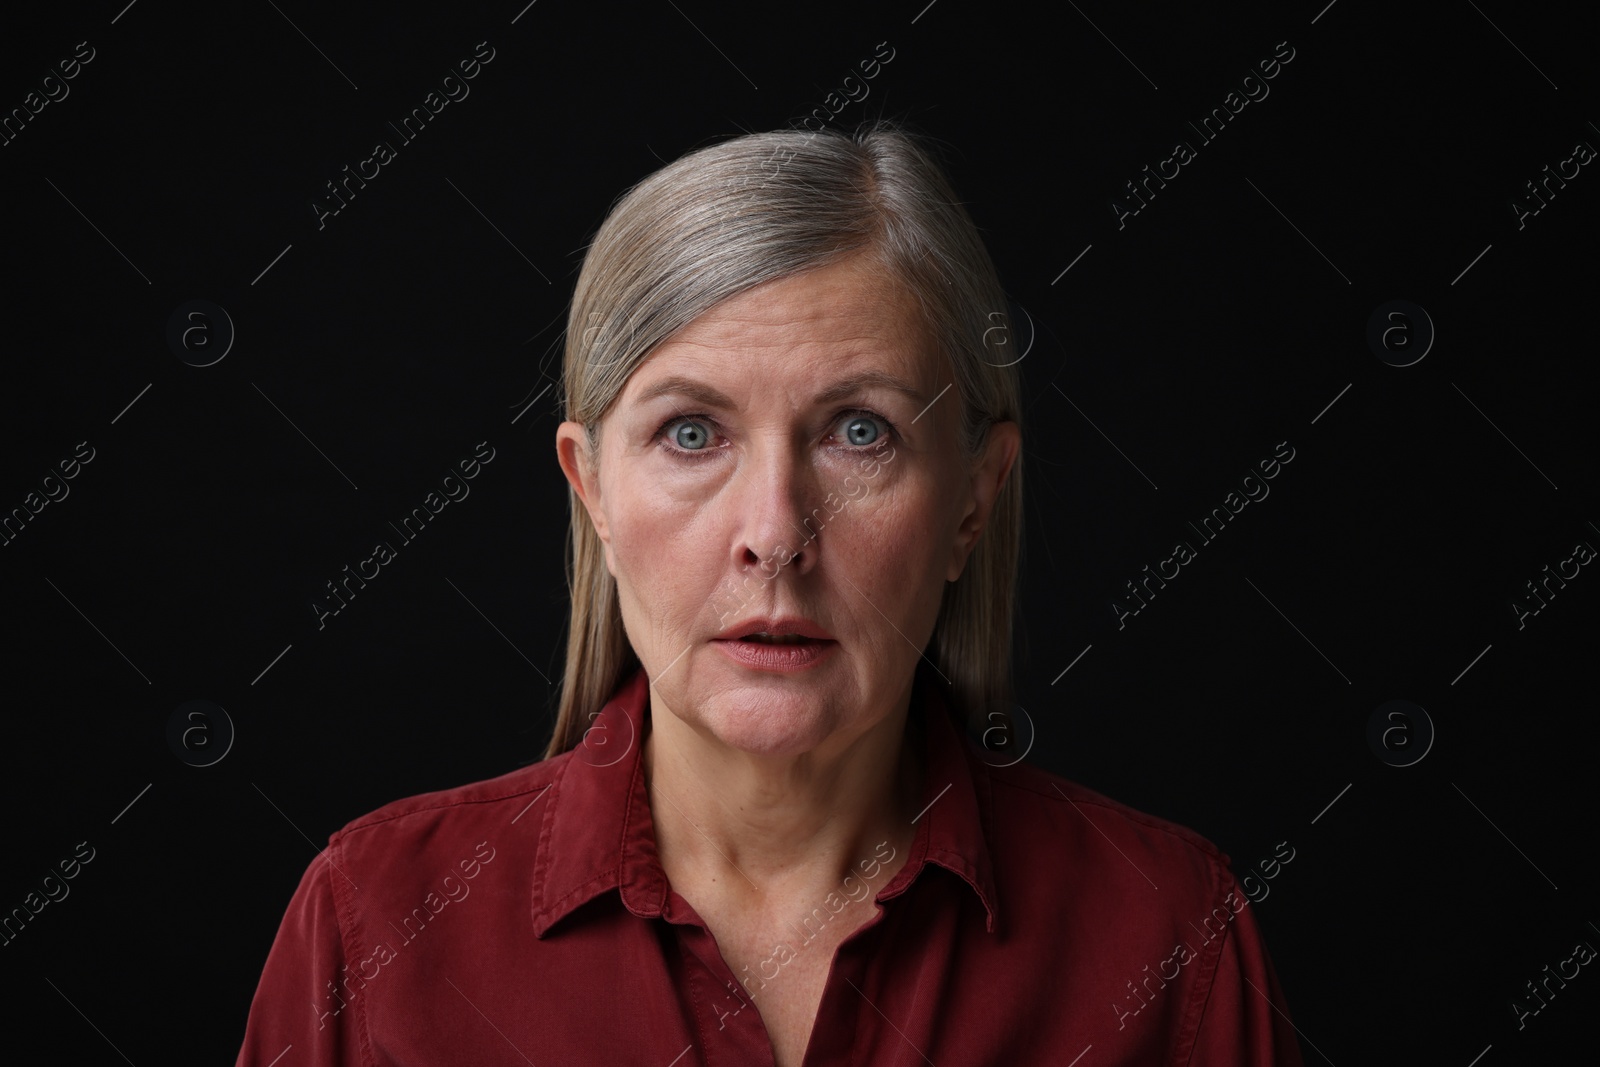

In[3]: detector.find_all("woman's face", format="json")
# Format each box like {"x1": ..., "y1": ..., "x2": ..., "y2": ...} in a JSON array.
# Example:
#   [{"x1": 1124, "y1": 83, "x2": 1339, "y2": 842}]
[{"x1": 556, "y1": 251, "x2": 1018, "y2": 761}]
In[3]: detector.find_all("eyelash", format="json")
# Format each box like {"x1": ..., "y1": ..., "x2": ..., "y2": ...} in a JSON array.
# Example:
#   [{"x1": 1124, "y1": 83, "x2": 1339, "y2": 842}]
[{"x1": 652, "y1": 408, "x2": 897, "y2": 461}]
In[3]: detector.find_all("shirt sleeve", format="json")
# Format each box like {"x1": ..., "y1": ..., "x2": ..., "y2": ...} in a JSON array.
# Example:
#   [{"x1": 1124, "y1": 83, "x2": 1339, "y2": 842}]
[
  {"x1": 235, "y1": 839, "x2": 367, "y2": 1067},
  {"x1": 1182, "y1": 876, "x2": 1305, "y2": 1067}
]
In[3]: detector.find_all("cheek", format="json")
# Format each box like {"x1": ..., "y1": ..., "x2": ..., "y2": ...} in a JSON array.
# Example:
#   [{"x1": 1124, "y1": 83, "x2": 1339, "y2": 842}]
[
  {"x1": 607, "y1": 497, "x2": 679, "y2": 564},
  {"x1": 613, "y1": 527, "x2": 707, "y2": 620},
  {"x1": 830, "y1": 475, "x2": 949, "y2": 616},
  {"x1": 602, "y1": 454, "x2": 710, "y2": 566},
  {"x1": 602, "y1": 475, "x2": 713, "y2": 627}
]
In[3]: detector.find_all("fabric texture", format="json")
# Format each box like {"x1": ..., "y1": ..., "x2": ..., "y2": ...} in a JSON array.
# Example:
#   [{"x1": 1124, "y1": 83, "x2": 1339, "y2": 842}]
[{"x1": 235, "y1": 665, "x2": 1305, "y2": 1065}]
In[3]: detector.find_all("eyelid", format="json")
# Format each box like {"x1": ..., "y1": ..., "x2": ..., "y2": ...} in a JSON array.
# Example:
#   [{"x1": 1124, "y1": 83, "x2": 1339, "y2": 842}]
[{"x1": 653, "y1": 408, "x2": 895, "y2": 457}]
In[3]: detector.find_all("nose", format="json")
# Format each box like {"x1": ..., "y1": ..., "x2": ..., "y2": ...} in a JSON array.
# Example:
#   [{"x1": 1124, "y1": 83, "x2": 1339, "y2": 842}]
[{"x1": 731, "y1": 440, "x2": 821, "y2": 580}]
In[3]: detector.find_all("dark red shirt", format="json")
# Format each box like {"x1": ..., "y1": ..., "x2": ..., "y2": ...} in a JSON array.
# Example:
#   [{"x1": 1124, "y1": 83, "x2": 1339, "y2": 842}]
[{"x1": 236, "y1": 667, "x2": 1304, "y2": 1065}]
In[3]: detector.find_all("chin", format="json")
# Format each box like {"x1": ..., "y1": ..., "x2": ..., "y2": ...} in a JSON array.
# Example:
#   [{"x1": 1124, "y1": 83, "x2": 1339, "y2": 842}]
[{"x1": 694, "y1": 683, "x2": 843, "y2": 758}]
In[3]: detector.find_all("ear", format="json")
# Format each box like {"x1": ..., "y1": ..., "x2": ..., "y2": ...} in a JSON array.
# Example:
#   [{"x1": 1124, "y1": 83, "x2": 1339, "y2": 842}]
[
  {"x1": 947, "y1": 420, "x2": 1020, "y2": 583},
  {"x1": 555, "y1": 421, "x2": 611, "y2": 550}
]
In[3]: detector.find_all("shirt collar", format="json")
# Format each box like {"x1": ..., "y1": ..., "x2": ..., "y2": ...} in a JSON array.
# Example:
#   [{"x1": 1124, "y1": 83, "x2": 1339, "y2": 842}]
[{"x1": 530, "y1": 666, "x2": 1001, "y2": 938}]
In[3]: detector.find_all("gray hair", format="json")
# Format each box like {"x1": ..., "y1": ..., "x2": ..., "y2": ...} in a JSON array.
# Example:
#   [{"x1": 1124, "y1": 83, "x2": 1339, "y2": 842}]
[{"x1": 547, "y1": 120, "x2": 1023, "y2": 757}]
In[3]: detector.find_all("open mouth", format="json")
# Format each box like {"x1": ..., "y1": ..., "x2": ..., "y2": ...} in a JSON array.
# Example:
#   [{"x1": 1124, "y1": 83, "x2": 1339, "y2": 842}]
[{"x1": 714, "y1": 629, "x2": 838, "y2": 670}]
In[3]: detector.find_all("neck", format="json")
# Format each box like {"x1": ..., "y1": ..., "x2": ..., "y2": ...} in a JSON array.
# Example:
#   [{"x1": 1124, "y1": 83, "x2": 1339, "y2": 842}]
[{"x1": 642, "y1": 677, "x2": 924, "y2": 905}]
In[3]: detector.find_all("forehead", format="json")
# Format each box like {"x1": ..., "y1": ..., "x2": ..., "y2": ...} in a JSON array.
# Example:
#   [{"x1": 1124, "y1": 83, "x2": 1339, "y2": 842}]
[{"x1": 621, "y1": 255, "x2": 937, "y2": 398}]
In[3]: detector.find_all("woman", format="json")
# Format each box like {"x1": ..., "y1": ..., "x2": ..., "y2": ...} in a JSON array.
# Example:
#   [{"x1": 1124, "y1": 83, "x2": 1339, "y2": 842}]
[{"x1": 236, "y1": 122, "x2": 1304, "y2": 1065}]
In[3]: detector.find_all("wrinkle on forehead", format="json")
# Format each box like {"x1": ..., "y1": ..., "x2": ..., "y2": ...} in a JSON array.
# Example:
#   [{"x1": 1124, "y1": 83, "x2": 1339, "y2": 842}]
[{"x1": 625, "y1": 260, "x2": 938, "y2": 407}]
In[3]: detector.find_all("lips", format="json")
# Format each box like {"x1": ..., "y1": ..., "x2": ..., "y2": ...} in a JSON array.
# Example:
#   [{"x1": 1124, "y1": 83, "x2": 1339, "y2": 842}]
[
  {"x1": 712, "y1": 631, "x2": 839, "y2": 671},
  {"x1": 712, "y1": 616, "x2": 835, "y2": 642}
]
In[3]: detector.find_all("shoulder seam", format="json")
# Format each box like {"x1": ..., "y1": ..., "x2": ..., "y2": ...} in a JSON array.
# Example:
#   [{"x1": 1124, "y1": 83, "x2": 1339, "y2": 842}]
[
  {"x1": 1173, "y1": 851, "x2": 1235, "y2": 1064},
  {"x1": 340, "y1": 764, "x2": 563, "y2": 836},
  {"x1": 325, "y1": 832, "x2": 380, "y2": 1067}
]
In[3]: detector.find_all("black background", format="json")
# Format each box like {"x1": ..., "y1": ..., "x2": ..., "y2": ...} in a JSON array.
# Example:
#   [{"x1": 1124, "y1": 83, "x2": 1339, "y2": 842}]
[{"x1": 1, "y1": 1, "x2": 1596, "y2": 1063}]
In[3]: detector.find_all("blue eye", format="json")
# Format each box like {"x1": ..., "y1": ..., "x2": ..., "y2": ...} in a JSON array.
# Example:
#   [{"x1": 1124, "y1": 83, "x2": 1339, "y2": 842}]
[
  {"x1": 654, "y1": 409, "x2": 894, "y2": 459},
  {"x1": 653, "y1": 415, "x2": 721, "y2": 459},
  {"x1": 670, "y1": 419, "x2": 712, "y2": 451},
  {"x1": 839, "y1": 413, "x2": 883, "y2": 447}
]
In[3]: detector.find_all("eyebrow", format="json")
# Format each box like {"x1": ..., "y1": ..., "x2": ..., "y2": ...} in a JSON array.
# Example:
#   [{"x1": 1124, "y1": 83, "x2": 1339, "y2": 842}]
[{"x1": 632, "y1": 370, "x2": 927, "y2": 411}]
